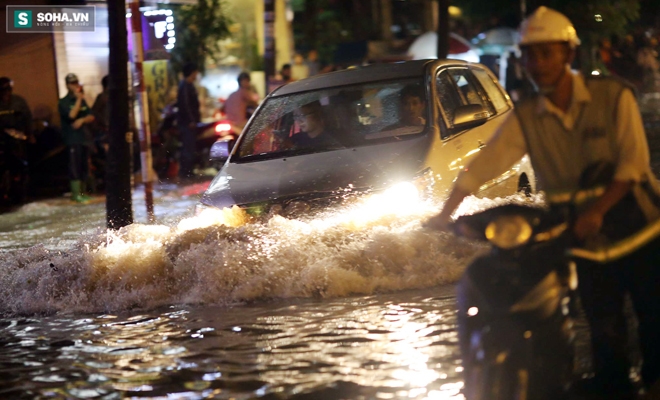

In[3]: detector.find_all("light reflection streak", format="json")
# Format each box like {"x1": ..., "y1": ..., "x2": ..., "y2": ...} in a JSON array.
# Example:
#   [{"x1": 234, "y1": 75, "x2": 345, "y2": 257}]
[
  {"x1": 1, "y1": 288, "x2": 469, "y2": 399},
  {"x1": 254, "y1": 298, "x2": 464, "y2": 399}
]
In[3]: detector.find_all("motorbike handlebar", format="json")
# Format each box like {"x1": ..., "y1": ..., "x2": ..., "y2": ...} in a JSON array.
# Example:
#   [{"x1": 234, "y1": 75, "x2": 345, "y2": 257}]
[
  {"x1": 445, "y1": 187, "x2": 660, "y2": 263},
  {"x1": 568, "y1": 218, "x2": 660, "y2": 263}
]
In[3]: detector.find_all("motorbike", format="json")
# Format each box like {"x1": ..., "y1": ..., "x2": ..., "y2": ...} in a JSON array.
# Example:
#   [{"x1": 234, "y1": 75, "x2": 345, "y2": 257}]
[
  {"x1": 153, "y1": 103, "x2": 237, "y2": 179},
  {"x1": 448, "y1": 188, "x2": 660, "y2": 399}
]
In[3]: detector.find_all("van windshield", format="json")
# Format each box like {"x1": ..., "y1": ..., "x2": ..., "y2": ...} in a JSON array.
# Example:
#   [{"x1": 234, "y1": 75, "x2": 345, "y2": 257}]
[{"x1": 235, "y1": 78, "x2": 428, "y2": 160}]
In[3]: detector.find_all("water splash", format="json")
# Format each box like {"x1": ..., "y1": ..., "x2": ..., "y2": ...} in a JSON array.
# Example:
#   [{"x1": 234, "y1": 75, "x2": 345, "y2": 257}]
[{"x1": 0, "y1": 190, "x2": 536, "y2": 315}]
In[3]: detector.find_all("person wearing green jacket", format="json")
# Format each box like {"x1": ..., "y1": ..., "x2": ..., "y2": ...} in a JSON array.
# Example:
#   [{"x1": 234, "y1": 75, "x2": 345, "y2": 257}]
[{"x1": 58, "y1": 73, "x2": 95, "y2": 203}]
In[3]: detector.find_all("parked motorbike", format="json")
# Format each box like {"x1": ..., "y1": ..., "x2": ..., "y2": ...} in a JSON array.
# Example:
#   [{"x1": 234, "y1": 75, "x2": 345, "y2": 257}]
[
  {"x1": 447, "y1": 189, "x2": 660, "y2": 399},
  {"x1": 206, "y1": 98, "x2": 256, "y2": 170},
  {"x1": 153, "y1": 103, "x2": 237, "y2": 179}
]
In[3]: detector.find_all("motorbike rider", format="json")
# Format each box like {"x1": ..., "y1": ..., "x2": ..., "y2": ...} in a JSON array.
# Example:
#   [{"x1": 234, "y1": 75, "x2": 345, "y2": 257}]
[
  {"x1": 224, "y1": 72, "x2": 259, "y2": 134},
  {"x1": 425, "y1": 6, "x2": 660, "y2": 398}
]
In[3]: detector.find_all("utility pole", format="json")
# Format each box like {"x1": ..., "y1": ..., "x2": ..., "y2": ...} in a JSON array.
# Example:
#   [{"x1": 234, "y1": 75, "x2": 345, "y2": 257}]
[
  {"x1": 106, "y1": 0, "x2": 133, "y2": 229},
  {"x1": 264, "y1": 0, "x2": 275, "y2": 94},
  {"x1": 437, "y1": 0, "x2": 449, "y2": 59},
  {"x1": 128, "y1": 0, "x2": 156, "y2": 223}
]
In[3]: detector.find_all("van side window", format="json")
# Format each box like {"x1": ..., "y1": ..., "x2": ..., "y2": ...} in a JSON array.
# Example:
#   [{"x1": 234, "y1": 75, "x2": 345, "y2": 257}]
[
  {"x1": 471, "y1": 67, "x2": 510, "y2": 114},
  {"x1": 436, "y1": 68, "x2": 493, "y2": 138}
]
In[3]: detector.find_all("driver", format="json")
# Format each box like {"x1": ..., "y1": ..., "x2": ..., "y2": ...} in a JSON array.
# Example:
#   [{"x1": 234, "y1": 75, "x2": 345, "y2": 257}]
[
  {"x1": 289, "y1": 101, "x2": 340, "y2": 149},
  {"x1": 425, "y1": 6, "x2": 660, "y2": 397}
]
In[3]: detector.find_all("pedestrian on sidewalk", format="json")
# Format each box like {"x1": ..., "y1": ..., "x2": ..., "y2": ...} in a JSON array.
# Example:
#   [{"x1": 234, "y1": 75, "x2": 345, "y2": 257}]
[
  {"x1": 0, "y1": 77, "x2": 32, "y2": 204},
  {"x1": 58, "y1": 73, "x2": 95, "y2": 203},
  {"x1": 224, "y1": 72, "x2": 259, "y2": 134},
  {"x1": 279, "y1": 64, "x2": 293, "y2": 84},
  {"x1": 305, "y1": 50, "x2": 320, "y2": 77},
  {"x1": 176, "y1": 63, "x2": 201, "y2": 180},
  {"x1": 90, "y1": 75, "x2": 110, "y2": 193}
]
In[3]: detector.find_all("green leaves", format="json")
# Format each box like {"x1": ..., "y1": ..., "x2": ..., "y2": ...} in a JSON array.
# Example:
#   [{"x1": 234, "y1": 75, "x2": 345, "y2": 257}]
[{"x1": 170, "y1": 0, "x2": 232, "y2": 74}]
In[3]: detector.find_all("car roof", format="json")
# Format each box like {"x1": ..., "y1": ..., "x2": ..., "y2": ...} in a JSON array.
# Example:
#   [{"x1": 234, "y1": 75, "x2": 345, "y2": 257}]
[{"x1": 271, "y1": 59, "x2": 469, "y2": 96}]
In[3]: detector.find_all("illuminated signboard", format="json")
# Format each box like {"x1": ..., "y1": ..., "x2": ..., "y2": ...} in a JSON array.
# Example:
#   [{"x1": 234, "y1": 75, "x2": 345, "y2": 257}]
[{"x1": 126, "y1": 9, "x2": 175, "y2": 60}]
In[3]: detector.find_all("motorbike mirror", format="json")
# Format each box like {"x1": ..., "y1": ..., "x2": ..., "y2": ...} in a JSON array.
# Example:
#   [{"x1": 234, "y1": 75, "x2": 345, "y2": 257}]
[
  {"x1": 452, "y1": 104, "x2": 489, "y2": 130},
  {"x1": 209, "y1": 140, "x2": 231, "y2": 163}
]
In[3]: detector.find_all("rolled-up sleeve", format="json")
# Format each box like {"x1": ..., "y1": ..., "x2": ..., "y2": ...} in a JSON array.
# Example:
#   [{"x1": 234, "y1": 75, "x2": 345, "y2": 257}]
[
  {"x1": 613, "y1": 89, "x2": 651, "y2": 182},
  {"x1": 455, "y1": 112, "x2": 528, "y2": 193}
]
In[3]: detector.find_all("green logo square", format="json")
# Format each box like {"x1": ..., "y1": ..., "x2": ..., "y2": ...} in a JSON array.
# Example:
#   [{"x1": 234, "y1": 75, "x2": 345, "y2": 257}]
[{"x1": 14, "y1": 10, "x2": 32, "y2": 28}]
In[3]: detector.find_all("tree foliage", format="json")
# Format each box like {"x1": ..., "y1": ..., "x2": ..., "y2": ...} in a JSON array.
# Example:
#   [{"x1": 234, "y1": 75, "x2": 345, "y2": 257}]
[
  {"x1": 535, "y1": 0, "x2": 640, "y2": 72},
  {"x1": 545, "y1": 0, "x2": 640, "y2": 43},
  {"x1": 457, "y1": 0, "x2": 640, "y2": 41},
  {"x1": 170, "y1": 0, "x2": 232, "y2": 74},
  {"x1": 457, "y1": 0, "x2": 640, "y2": 72},
  {"x1": 293, "y1": 0, "x2": 376, "y2": 65}
]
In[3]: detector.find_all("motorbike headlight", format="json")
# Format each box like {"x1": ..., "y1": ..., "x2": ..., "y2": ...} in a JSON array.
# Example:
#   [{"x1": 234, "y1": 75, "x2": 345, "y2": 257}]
[{"x1": 484, "y1": 215, "x2": 533, "y2": 249}]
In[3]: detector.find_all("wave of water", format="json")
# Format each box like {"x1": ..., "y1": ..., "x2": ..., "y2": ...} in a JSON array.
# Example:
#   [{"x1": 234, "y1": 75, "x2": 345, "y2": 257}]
[{"x1": 0, "y1": 186, "x2": 536, "y2": 316}]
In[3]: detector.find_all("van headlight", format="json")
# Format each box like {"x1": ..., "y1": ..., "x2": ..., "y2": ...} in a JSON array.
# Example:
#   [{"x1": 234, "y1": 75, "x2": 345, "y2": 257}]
[
  {"x1": 194, "y1": 203, "x2": 213, "y2": 216},
  {"x1": 485, "y1": 215, "x2": 533, "y2": 249}
]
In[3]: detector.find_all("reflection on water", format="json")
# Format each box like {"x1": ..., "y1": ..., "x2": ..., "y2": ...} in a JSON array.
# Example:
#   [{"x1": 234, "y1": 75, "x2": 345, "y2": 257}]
[
  {"x1": 0, "y1": 182, "x2": 539, "y2": 398},
  {"x1": 0, "y1": 185, "x2": 200, "y2": 251},
  {"x1": 0, "y1": 288, "x2": 465, "y2": 399}
]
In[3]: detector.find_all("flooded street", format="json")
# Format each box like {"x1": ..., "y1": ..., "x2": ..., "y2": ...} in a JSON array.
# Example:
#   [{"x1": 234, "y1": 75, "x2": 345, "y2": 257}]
[
  {"x1": 0, "y1": 288, "x2": 464, "y2": 399},
  {"x1": 0, "y1": 181, "x2": 504, "y2": 399}
]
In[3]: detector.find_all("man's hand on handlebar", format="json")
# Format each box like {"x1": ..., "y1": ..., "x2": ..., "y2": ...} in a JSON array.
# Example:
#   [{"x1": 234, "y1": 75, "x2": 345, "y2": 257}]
[
  {"x1": 423, "y1": 213, "x2": 452, "y2": 232},
  {"x1": 574, "y1": 208, "x2": 604, "y2": 241}
]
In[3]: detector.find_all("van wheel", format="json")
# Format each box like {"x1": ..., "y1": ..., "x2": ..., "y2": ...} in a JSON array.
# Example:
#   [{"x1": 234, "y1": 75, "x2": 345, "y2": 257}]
[{"x1": 518, "y1": 174, "x2": 532, "y2": 197}]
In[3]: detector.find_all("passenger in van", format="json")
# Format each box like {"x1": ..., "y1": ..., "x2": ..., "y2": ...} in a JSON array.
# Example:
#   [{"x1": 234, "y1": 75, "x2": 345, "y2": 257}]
[
  {"x1": 385, "y1": 84, "x2": 427, "y2": 130},
  {"x1": 288, "y1": 101, "x2": 341, "y2": 149}
]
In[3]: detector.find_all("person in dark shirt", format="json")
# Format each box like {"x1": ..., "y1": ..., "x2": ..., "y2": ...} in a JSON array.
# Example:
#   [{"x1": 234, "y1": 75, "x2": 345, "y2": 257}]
[
  {"x1": 0, "y1": 77, "x2": 32, "y2": 140},
  {"x1": 176, "y1": 62, "x2": 201, "y2": 180},
  {"x1": 90, "y1": 75, "x2": 109, "y2": 193},
  {"x1": 382, "y1": 84, "x2": 427, "y2": 132},
  {"x1": 57, "y1": 73, "x2": 95, "y2": 203},
  {"x1": 289, "y1": 101, "x2": 340, "y2": 150},
  {"x1": 397, "y1": 84, "x2": 426, "y2": 127},
  {"x1": 280, "y1": 64, "x2": 293, "y2": 84},
  {"x1": 0, "y1": 77, "x2": 32, "y2": 203},
  {"x1": 91, "y1": 75, "x2": 109, "y2": 151}
]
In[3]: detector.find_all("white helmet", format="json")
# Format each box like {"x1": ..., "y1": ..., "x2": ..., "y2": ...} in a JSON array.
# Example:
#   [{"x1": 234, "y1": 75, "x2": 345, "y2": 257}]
[{"x1": 519, "y1": 6, "x2": 580, "y2": 48}]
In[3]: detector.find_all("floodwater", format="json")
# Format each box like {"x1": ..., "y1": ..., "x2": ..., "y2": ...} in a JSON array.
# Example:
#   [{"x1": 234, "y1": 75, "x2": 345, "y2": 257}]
[
  {"x1": 3, "y1": 99, "x2": 658, "y2": 400},
  {"x1": 0, "y1": 183, "x2": 586, "y2": 399}
]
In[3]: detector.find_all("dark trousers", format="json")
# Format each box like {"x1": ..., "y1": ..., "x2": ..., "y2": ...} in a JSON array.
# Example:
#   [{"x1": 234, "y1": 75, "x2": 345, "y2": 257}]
[
  {"x1": 576, "y1": 236, "x2": 660, "y2": 388},
  {"x1": 68, "y1": 144, "x2": 89, "y2": 181},
  {"x1": 178, "y1": 125, "x2": 196, "y2": 179}
]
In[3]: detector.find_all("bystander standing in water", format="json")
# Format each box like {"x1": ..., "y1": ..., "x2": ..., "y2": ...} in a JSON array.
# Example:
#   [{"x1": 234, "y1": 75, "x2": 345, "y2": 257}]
[
  {"x1": 176, "y1": 63, "x2": 201, "y2": 180},
  {"x1": 58, "y1": 73, "x2": 95, "y2": 203}
]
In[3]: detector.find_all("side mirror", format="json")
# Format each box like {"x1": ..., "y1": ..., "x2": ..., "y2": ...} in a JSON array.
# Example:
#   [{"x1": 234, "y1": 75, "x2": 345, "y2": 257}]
[
  {"x1": 209, "y1": 140, "x2": 231, "y2": 164},
  {"x1": 453, "y1": 104, "x2": 490, "y2": 130}
]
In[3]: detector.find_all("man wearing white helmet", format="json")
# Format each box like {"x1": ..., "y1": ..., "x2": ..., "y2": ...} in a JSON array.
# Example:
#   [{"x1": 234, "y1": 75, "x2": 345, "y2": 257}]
[{"x1": 426, "y1": 6, "x2": 660, "y2": 397}]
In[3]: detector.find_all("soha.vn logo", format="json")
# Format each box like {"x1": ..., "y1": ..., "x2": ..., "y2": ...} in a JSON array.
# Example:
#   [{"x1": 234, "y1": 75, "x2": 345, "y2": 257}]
[{"x1": 14, "y1": 10, "x2": 32, "y2": 28}]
